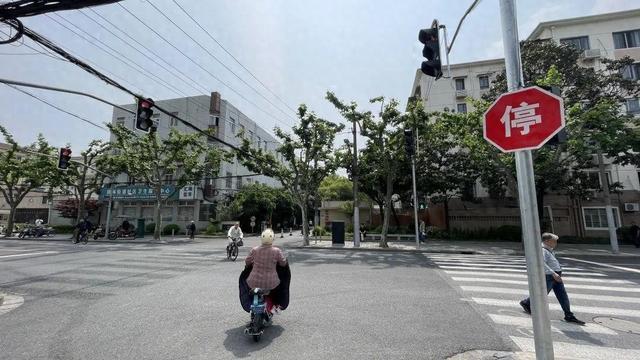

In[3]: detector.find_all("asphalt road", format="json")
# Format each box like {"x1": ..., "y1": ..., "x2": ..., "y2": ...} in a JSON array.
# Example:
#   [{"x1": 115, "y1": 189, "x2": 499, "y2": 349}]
[{"x1": 1, "y1": 237, "x2": 639, "y2": 359}]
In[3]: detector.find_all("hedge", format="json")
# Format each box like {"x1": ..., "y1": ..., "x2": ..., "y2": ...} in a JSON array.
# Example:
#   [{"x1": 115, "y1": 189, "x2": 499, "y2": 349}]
[{"x1": 162, "y1": 224, "x2": 181, "y2": 235}]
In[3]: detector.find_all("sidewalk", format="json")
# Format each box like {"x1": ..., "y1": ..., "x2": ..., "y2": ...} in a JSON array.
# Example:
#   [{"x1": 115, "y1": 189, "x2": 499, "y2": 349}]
[
  {"x1": 296, "y1": 238, "x2": 640, "y2": 257},
  {"x1": 0, "y1": 234, "x2": 228, "y2": 244}
]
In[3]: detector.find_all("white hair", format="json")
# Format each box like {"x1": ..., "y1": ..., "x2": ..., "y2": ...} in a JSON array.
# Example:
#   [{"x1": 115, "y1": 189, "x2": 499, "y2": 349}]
[{"x1": 261, "y1": 228, "x2": 275, "y2": 245}]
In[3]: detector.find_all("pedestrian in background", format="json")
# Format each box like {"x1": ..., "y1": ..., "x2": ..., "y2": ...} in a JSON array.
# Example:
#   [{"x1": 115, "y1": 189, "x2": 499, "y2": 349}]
[
  {"x1": 630, "y1": 221, "x2": 640, "y2": 248},
  {"x1": 419, "y1": 220, "x2": 426, "y2": 243},
  {"x1": 187, "y1": 221, "x2": 196, "y2": 240},
  {"x1": 520, "y1": 232, "x2": 585, "y2": 325}
]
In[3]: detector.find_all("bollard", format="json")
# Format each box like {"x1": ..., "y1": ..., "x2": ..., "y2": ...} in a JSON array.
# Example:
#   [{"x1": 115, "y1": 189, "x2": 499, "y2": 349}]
[
  {"x1": 172, "y1": 229, "x2": 175, "y2": 238},
  {"x1": 280, "y1": 228, "x2": 284, "y2": 238},
  {"x1": 289, "y1": 227, "x2": 292, "y2": 236}
]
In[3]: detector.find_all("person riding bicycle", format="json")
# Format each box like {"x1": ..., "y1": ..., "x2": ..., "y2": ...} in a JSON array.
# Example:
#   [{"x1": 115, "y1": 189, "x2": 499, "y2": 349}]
[
  {"x1": 244, "y1": 228, "x2": 288, "y2": 316},
  {"x1": 227, "y1": 222, "x2": 244, "y2": 248}
]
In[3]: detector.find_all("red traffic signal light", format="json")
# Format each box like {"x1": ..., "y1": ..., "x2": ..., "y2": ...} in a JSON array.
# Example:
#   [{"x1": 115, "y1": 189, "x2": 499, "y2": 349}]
[
  {"x1": 418, "y1": 21, "x2": 442, "y2": 79},
  {"x1": 135, "y1": 98, "x2": 155, "y2": 132},
  {"x1": 58, "y1": 147, "x2": 72, "y2": 170}
]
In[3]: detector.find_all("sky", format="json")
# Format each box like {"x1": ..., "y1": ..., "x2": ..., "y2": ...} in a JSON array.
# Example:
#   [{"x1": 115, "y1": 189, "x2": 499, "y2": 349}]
[{"x1": 0, "y1": 0, "x2": 638, "y2": 151}]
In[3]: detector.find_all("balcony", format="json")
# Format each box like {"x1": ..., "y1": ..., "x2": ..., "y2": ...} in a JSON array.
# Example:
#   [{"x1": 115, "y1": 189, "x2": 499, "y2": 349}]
[
  {"x1": 455, "y1": 89, "x2": 467, "y2": 98},
  {"x1": 580, "y1": 49, "x2": 601, "y2": 60}
]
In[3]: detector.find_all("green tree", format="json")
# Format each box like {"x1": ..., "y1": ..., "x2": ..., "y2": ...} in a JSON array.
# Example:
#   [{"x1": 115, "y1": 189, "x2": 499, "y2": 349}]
[
  {"x1": 318, "y1": 174, "x2": 353, "y2": 201},
  {"x1": 229, "y1": 183, "x2": 295, "y2": 228},
  {"x1": 0, "y1": 126, "x2": 61, "y2": 236},
  {"x1": 108, "y1": 125, "x2": 226, "y2": 240},
  {"x1": 410, "y1": 101, "x2": 479, "y2": 230},
  {"x1": 444, "y1": 40, "x2": 640, "y2": 227},
  {"x1": 235, "y1": 104, "x2": 344, "y2": 245},
  {"x1": 60, "y1": 139, "x2": 111, "y2": 224},
  {"x1": 328, "y1": 93, "x2": 410, "y2": 247}
]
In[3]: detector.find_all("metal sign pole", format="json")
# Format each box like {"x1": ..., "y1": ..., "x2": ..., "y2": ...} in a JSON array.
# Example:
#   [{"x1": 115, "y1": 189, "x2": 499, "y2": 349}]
[
  {"x1": 411, "y1": 156, "x2": 420, "y2": 248},
  {"x1": 499, "y1": 0, "x2": 554, "y2": 359}
]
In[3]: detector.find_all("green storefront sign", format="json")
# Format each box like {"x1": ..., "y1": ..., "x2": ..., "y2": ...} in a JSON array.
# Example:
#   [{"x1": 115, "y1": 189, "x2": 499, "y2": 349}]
[{"x1": 100, "y1": 185, "x2": 177, "y2": 201}]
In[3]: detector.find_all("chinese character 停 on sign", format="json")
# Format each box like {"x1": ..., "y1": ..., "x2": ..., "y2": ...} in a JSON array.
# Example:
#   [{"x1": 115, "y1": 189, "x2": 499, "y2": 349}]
[{"x1": 500, "y1": 102, "x2": 542, "y2": 137}]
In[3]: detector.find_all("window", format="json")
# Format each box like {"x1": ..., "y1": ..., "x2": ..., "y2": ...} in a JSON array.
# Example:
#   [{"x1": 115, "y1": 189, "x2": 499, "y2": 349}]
[
  {"x1": 560, "y1": 36, "x2": 590, "y2": 50},
  {"x1": 170, "y1": 112, "x2": 179, "y2": 127},
  {"x1": 627, "y1": 98, "x2": 640, "y2": 114},
  {"x1": 479, "y1": 75, "x2": 490, "y2": 89},
  {"x1": 613, "y1": 29, "x2": 640, "y2": 49},
  {"x1": 236, "y1": 176, "x2": 243, "y2": 189},
  {"x1": 257, "y1": 136, "x2": 261, "y2": 148},
  {"x1": 455, "y1": 78, "x2": 465, "y2": 90},
  {"x1": 585, "y1": 171, "x2": 611, "y2": 189},
  {"x1": 248, "y1": 130, "x2": 254, "y2": 142},
  {"x1": 623, "y1": 63, "x2": 640, "y2": 80},
  {"x1": 164, "y1": 173, "x2": 173, "y2": 184},
  {"x1": 128, "y1": 176, "x2": 136, "y2": 185},
  {"x1": 151, "y1": 113, "x2": 160, "y2": 119},
  {"x1": 582, "y1": 207, "x2": 620, "y2": 230},
  {"x1": 230, "y1": 117, "x2": 236, "y2": 134},
  {"x1": 42, "y1": 196, "x2": 48, "y2": 205},
  {"x1": 116, "y1": 117, "x2": 125, "y2": 127},
  {"x1": 456, "y1": 103, "x2": 467, "y2": 113},
  {"x1": 225, "y1": 172, "x2": 233, "y2": 188},
  {"x1": 240, "y1": 124, "x2": 245, "y2": 137}
]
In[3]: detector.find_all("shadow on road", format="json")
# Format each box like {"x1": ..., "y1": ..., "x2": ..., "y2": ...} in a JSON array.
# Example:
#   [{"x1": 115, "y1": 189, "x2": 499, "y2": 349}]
[
  {"x1": 287, "y1": 250, "x2": 437, "y2": 270},
  {"x1": 222, "y1": 324, "x2": 284, "y2": 357}
]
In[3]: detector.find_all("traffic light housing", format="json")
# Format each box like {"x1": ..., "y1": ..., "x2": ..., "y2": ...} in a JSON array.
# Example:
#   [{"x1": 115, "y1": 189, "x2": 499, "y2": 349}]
[
  {"x1": 418, "y1": 22, "x2": 442, "y2": 79},
  {"x1": 404, "y1": 128, "x2": 415, "y2": 157},
  {"x1": 135, "y1": 98, "x2": 154, "y2": 133},
  {"x1": 58, "y1": 147, "x2": 72, "y2": 170}
]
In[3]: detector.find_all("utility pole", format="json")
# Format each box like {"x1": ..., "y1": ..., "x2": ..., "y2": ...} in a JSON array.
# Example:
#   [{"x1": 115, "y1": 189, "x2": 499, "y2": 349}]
[
  {"x1": 352, "y1": 117, "x2": 360, "y2": 248},
  {"x1": 596, "y1": 146, "x2": 619, "y2": 253},
  {"x1": 499, "y1": 0, "x2": 554, "y2": 359}
]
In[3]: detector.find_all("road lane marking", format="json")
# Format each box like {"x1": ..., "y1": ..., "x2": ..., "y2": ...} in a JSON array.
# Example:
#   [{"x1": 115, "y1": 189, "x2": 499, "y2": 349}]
[
  {"x1": 453, "y1": 277, "x2": 640, "y2": 292},
  {"x1": 488, "y1": 314, "x2": 617, "y2": 335},
  {"x1": 460, "y1": 286, "x2": 640, "y2": 304},
  {"x1": 0, "y1": 251, "x2": 58, "y2": 259},
  {"x1": 437, "y1": 265, "x2": 602, "y2": 276},
  {"x1": 433, "y1": 261, "x2": 584, "y2": 271},
  {"x1": 510, "y1": 336, "x2": 640, "y2": 360},
  {"x1": 473, "y1": 297, "x2": 640, "y2": 317},
  {"x1": 444, "y1": 271, "x2": 626, "y2": 284},
  {"x1": 563, "y1": 257, "x2": 640, "y2": 274}
]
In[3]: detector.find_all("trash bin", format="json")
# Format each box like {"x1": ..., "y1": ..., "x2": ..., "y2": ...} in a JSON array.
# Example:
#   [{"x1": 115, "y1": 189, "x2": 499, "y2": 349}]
[
  {"x1": 331, "y1": 221, "x2": 345, "y2": 244},
  {"x1": 136, "y1": 219, "x2": 145, "y2": 238}
]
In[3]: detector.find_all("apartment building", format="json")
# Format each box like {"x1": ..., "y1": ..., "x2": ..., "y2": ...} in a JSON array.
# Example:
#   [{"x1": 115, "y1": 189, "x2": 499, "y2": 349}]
[
  {"x1": 105, "y1": 92, "x2": 281, "y2": 230},
  {"x1": 409, "y1": 9, "x2": 640, "y2": 238}
]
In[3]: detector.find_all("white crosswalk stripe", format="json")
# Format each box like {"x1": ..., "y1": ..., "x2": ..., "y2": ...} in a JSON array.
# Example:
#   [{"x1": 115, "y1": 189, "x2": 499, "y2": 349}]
[{"x1": 430, "y1": 253, "x2": 640, "y2": 357}]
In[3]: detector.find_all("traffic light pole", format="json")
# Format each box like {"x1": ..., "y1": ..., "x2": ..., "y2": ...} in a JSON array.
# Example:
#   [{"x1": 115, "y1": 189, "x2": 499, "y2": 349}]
[
  {"x1": 352, "y1": 118, "x2": 360, "y2": 248},
  {"x1": 499, "y1": 0, "x2": 554, "y2": 359},
  {"x1": 411, "y1": 156, "x2": 420, "y2": 248}
]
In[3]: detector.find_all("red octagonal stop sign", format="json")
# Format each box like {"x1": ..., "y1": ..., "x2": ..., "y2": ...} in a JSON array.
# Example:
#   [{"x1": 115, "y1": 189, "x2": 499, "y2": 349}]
[{"x1": 483, "y1": 86, "x2": 565, "y2": 152}]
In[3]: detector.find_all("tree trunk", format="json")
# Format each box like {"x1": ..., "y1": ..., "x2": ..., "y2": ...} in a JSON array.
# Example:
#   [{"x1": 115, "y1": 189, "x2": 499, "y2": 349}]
[
  {"x1": 380, "y1": 174, "x2": 394, "y2": 248},
  {"x1": 300, "y1": 203, "x2": 309, "y2": 245},
  {"x1": 5, "y1": 204, "x2": 17, "y2": 236},
  {"x1": 153, "y1": 184, "x2": 162, "y2": 241},
  {"x1": 77, "y1": 196, "x2": 86, "y2": 223},
  {"x1": 444, "y1": 199, "x2": 450, "y2": 231}
]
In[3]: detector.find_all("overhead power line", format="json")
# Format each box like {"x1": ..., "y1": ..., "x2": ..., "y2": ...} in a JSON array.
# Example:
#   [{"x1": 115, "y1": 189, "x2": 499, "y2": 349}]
[
  {"x1": 9, "y1": 23, "x2": 275, "y2": 161},
  {"x1": 4, "y1": 83, "x2": 107, "y2": 130},
  {"x1": 147, "y1": 1, "x2": 296, "y2": 123},
  {"x1": 116, "y1": 2, "x2": 292, "y2": 130},
  {"x1": 170, "y1": 0, "x2": 298, "y2": 116},
  {"x1": 0, "y1": 0, "x2": 121, "y2": 18}
]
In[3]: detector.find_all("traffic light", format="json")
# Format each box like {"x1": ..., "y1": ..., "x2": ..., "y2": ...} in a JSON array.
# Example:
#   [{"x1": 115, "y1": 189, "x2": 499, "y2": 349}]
[
  {"x1": 58, "y1": 147, "x2": 72, "y2": 170},
  {"x1": 135, "y1": 98, "x2": 154, "y2": 133},
  {"x1": 404, "y1": 128, "x2": 415, "y2": 157},
  {"x1": 418, "y1": 22, "x2": 442, "y2": 79}
]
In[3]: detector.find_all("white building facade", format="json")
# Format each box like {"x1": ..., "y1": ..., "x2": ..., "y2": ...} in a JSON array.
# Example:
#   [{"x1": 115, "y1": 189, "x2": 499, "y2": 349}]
[
  {"x1": 409, "y1": 9, "x2": 640, "y2": 238},
  {"x1": 105, "y1": 92, "x2": 281, "y2": 230}
]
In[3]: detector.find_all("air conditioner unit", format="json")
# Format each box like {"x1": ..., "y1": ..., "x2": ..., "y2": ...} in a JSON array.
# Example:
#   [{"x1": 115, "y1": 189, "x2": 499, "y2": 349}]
[
  {"x1": 624, "y1": 203, "x2": 640, "y2": 212},
  {"x1": 455, "y1": 89, "x2": 467, "y2": 98},
  {"x1": 581, "y1": 49, "x2": 601, "y2": 59}
]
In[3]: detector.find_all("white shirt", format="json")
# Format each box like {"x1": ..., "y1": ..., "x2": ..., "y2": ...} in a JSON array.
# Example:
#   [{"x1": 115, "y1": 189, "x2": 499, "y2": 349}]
[
  {"x1": 542, "y1": 244, "x2": 562, "y2": 275},
  {"x1": 227, "y1": 226, "x2": 243, "y2": 239},
  {"x1": 35, "y1": 219, "x2": 43, "y2": 226}
]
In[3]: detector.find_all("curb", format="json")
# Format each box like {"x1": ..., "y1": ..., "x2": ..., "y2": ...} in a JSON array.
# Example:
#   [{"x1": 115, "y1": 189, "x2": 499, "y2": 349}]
[{"x1": 289, "y1": 245, "x2": 481, "y2": 255}]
